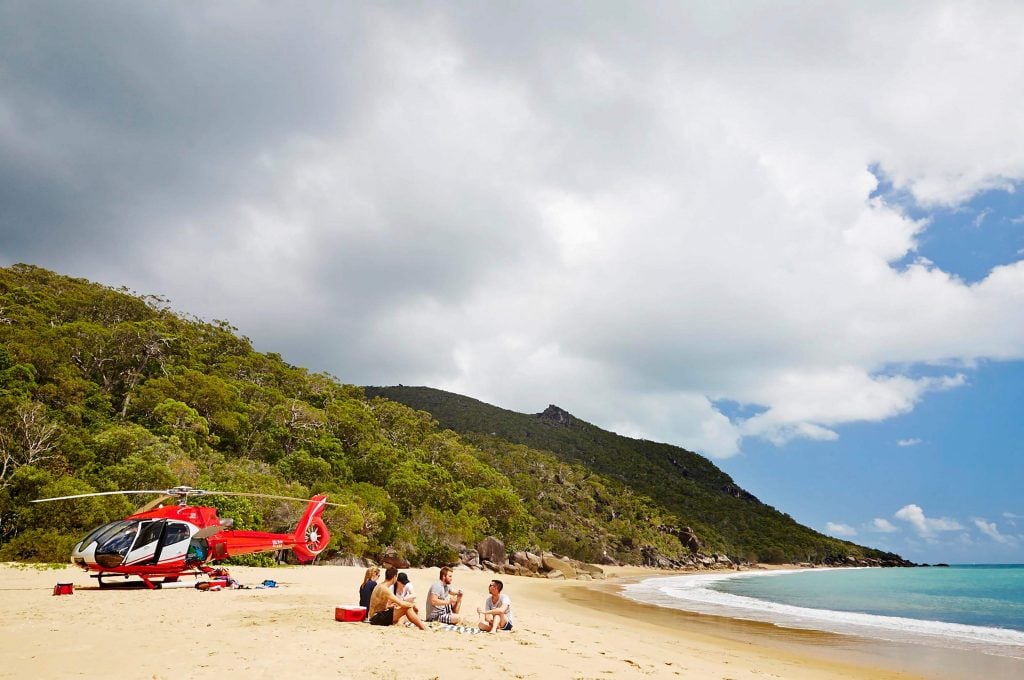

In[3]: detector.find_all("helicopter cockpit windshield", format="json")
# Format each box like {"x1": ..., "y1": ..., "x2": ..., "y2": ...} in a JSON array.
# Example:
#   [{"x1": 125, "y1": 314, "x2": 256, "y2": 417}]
[
  {"x1": 76, "y1": 521, "x2": 120, "y2": 553},
  {"x1": 88, "y1": 520, "x2": 141, "y2": 568}
]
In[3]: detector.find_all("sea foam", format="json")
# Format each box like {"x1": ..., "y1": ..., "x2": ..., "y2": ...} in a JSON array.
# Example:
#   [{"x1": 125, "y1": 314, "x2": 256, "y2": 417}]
[{"x1": 623, "y1": 569, "x2": 1024, "y2": 659}]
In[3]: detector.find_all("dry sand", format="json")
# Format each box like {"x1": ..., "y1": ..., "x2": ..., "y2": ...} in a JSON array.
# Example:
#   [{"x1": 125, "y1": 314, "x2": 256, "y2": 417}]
[{"x1": 0, "y1": 562, "x2": 1004, "y2": 679}]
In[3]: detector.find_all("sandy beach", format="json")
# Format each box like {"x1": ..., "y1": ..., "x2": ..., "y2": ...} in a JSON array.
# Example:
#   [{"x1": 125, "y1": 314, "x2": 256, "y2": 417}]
[{"x1": 0, "y1": 563, "x2": 1017, "y2": 680}]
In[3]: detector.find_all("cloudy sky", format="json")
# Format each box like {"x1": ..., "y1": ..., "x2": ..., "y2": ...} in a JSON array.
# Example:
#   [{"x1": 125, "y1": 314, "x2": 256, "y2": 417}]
[{"x1": 2, "y1": 1, "x2": 1022, "y2": 563}]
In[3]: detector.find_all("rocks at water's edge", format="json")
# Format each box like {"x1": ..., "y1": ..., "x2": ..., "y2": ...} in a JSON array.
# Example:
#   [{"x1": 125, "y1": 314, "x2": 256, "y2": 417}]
[{"x1": 326, "y1": 533, "x2": 916, "y2": 576}]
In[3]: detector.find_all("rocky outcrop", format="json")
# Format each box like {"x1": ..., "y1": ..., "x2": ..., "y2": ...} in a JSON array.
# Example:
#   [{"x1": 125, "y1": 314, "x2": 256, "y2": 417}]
[
  {"x1": 720, "y1": 484, "x2": 758, "y2": 502},
  {"x1": 512, "y1": 550, "x2": 543, "y2": 573},
  {"x1": 575, "y1": 562, "x2": 606, "y2": 580},
  {"x1": 455, "y1": 545, "x2": 616, "y2": 581},
  {"x1": 442, "y1": 536, "x2": 915, "y2": 578},
  {"x1": 381, "y1": 547, "x2": 410, "y2": 569},
  {"x1": 323, "y1": 554, "x2": 376, "y2": 568},
  {"x1": 822, "y1": 554, "x2": 917, "y2": 568},
  {"x1": 502, "y1": 563, "x2": 525, "y2": 576},
  {"x1": 658, "y1": 524, "x2": 701, "y2": 553},
  {"x1": 459, "y1": 548, "x2": 480, "y2": 568},
  {"x1": 536, "y1": 404, "x2": 574, "y2": 427},
  {"x1": 477, "y1": 536, "x2": 507, "y2": 566},
  {"x1": 385, "y1": 545, "x2": 913, "y2": 574},
  {"x1": 542, "y1": 553, "x2": 577, "y2": 579}
]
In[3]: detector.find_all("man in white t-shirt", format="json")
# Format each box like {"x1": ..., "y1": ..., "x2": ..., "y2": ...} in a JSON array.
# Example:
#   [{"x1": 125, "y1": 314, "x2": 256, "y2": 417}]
[{"x1": 478, "y1": 579, "x2": 513, "y2": 632}]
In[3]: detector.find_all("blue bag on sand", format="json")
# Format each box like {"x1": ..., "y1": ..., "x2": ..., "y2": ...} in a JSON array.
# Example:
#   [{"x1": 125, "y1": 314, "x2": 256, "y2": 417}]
[{"x1": 262, "y1": 579, "x2": 277, "y2": 588}]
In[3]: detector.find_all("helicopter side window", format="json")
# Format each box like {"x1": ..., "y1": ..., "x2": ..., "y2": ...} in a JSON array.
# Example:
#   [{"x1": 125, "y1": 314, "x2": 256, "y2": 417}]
[
  {"x1": 142, "y1": 520, "x2": 185, "y2": 566},
  {"x1": 161, "y1": 522, "x2": 190, "y2": 546},
  {"x1": 135, "y1": 520, "x2": 165, "y2": 549}
]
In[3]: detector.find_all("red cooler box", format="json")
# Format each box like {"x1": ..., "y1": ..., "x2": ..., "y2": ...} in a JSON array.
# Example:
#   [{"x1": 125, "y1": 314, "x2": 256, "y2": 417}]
[{"x1": 335, "y1": 605, "x2": 366, "y2": 622}]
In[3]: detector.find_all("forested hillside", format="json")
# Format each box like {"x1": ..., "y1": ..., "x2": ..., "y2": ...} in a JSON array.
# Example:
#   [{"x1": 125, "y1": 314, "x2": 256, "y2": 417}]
[
  {"x1": 0, "y1": 264, "x2": 903, "y2": 567},
  {"x1": 364, "y1": 389, "x2": 906, "y2": 565}
]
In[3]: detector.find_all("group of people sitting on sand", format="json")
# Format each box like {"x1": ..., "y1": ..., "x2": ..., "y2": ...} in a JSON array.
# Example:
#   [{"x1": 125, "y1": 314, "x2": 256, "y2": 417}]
[{"x1": 357, "y1": 565, "x2": 513, "y2": 633}]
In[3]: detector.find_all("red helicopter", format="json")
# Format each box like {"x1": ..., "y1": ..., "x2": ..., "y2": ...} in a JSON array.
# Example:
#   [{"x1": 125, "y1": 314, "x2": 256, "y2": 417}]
[{"x1": 32, "y1": 486, "x2": 339, "y2": 589}]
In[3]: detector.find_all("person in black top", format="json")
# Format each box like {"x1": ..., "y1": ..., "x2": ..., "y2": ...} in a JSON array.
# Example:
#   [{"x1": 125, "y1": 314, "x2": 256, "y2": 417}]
[{"x1": 358, "y1": 566, "x2": 380, "y2": 620}]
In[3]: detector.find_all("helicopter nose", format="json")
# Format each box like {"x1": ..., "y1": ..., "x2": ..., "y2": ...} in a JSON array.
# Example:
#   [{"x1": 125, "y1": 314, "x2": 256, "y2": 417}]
[
  {"x1": 71, "y1": 541, "x2": 100, "y2": 569},
  {"x1": 94, "y1": 551, "x2": 127, "y2": 569}
]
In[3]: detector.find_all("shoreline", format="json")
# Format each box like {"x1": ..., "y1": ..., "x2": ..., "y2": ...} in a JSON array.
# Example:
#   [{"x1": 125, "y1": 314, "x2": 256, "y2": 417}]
[
  {"x1": 0, "y1": 562, "x2": 1020, "y2": 679},
  {"x1": 597, "y1": 568, "x2": 1024, "y2": 680}
]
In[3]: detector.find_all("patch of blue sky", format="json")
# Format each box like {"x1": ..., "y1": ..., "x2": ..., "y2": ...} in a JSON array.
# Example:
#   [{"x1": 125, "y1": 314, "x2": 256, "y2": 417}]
[
  {"x1": 720, "y1": 359, "x2": 1024, "y2": 563},
  {"x1": 870, "y1": 165, "x2": 1024, "y2": 284},
  {"x1": 711, "y1": 398, "x2": 767, "y2": 422}
]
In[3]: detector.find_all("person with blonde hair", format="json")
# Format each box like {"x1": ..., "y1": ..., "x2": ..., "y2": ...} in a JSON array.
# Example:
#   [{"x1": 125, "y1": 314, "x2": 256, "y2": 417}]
[{"x1": 358, "y1": 566, "x2": 379, "y2": 621}]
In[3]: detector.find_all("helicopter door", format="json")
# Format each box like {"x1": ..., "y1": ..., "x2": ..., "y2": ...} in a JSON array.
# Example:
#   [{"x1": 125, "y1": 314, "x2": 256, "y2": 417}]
[
  {"x1": 122, "y1": 520, "x2": 165, "y2": 566},
  {"x1": 156, "y1": 521, "x2": 191, "y2": 565}
]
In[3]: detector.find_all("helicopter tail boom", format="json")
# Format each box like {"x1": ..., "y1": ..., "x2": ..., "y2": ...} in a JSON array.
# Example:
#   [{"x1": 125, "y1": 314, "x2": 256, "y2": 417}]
[{"x1": 203, "y1": 495, "x2": 331, "y2": 562}]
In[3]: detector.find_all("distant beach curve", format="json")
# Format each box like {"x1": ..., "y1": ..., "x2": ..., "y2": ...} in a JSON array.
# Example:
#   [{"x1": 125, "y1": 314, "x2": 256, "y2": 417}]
[{"x1": 624, "y1": 565, "x2": 1024, "y2": 677}]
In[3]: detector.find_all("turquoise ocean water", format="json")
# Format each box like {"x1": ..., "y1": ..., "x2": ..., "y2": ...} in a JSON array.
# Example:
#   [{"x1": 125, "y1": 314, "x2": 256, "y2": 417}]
[{"x1": 624, "y1": 565, "x2": 1024, "y2": 659}]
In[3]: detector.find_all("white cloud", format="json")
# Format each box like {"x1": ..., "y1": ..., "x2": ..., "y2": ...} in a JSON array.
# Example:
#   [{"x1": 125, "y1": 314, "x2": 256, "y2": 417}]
[
  {"x1": 602, "y1": 393, "x2": 743, "y2": 460},
  {"x1": 897, "y1": 438, "x2": 923, "y2": 447},
  {"x1": 738, "y1": 370, "x2": 963, "y2": 447},
  {"x1": 973, "y1": 518, "x2": 1018, "y2": 545},
  {"x1": 970, "y1": 518, "x2": 1011, "y2": 544},
  {"x1": 871, "y1": 518, "x2": 900, "y2": 533},
  {"x1": 972, "y1": 208, "x2": 993, "y2": 228},
  {"x1": 826, "y1": 522, "x2": 857, "y2": 537},
  {"x1": 3, "y1": 2, "x2": 1024, "y2": 458},
  {"x1": 894, "y1": 504, "x2": 963, "y2": 539}
]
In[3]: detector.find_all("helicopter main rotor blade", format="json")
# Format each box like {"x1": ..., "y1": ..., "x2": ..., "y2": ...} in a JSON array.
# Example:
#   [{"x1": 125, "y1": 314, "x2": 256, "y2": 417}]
[
  {"x1": 134, "y1": 495, "x2": 173, "y2": 513},
  {"x1": 32, "y1": 487, "x2": 347, "y2": 508},
  {"x1": 31, "y1": 490, "x2": 170, "y2": 503},
  {"x1": 191, "y1": 491, "x2": 346, "y2": 507}
]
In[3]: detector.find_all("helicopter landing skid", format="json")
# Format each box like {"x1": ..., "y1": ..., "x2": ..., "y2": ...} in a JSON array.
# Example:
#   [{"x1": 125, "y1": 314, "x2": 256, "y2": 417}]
[{"x1": 93, "y1": 569, "x2": 208, "y2": 590}]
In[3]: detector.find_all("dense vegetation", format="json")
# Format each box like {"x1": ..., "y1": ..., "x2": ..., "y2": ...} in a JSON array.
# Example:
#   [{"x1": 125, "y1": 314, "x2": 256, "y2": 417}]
[
  {"x1": 0, "y1": 264, "x2": 901, "y2": 567},
  {"x1": 364, "y1": 392, "x2": 903, "y2": 566}
]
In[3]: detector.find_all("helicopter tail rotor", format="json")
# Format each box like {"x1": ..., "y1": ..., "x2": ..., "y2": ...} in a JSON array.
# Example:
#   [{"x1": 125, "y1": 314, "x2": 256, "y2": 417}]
[{"x1": 290, "y1": 495, "x2": 331, "y2": 562}]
